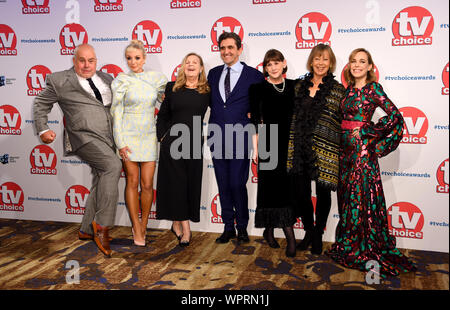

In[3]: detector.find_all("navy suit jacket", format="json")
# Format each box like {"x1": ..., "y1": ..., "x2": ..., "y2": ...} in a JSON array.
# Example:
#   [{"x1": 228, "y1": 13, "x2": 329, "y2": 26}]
[{"x1": 207, "y1": 62, "x2": 265, "y2": 158}]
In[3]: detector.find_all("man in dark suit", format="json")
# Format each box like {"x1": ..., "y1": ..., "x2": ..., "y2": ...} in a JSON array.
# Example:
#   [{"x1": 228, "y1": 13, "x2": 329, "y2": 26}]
[
  {"x1": 208, "y1": 32, "x2": 264, "y2": 244},
  {"x1": 33, "y1": 44, "x2": 122, "y2": 257}
]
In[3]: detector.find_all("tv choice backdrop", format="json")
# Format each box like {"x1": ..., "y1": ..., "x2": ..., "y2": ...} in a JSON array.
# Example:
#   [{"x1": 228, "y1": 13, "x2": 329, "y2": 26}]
[{"x1": 0, "y1": 0, "x2": 448, "y2": 253}]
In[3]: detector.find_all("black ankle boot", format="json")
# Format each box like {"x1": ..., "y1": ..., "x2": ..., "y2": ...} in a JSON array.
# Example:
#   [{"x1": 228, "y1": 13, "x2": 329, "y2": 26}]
[
  {"x1": 263, "y1": 228, "x2": 280, "y2": 248},
  {"x1": 296, "y1": 229, "x2": 313, "y2": 251},
  {"x1": 310, "y1": 228, "x2": 323, "y2": 255}
]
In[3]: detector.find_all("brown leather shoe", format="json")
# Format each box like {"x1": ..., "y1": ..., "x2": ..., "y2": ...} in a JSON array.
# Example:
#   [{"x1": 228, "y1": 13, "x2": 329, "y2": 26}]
[
  {"x1": 92, "y1": 221, "x2": 112, "y2": 257},
  {"x1": 78, "y1": 230, "x2": 94, "y2": 240},
  {"x1": 78, "y1": 230, "x2": 112, "y2": 241}
]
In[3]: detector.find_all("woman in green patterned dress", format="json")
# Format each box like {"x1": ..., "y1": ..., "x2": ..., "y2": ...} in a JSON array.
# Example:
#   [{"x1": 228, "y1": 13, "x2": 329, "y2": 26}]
[{"x1": 326, "y1": 48, "x2": 417, "y2": 277}]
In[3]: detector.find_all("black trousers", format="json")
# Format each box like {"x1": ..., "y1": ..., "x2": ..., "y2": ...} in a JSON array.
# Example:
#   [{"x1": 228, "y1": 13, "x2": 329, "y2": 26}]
[{"x1": 291, "y1": 175, "x2": 331, "y2": 233}]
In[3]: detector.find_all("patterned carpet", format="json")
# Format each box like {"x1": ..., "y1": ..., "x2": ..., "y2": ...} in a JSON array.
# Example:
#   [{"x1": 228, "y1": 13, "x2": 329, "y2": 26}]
[{"x1": 0, "y1": 219, "x2": 448, "y2": 291}]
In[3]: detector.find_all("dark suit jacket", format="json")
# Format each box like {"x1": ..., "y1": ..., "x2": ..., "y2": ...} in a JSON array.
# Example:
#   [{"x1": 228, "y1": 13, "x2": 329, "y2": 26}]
[
  {"x1": 207, "y1": 62, "x2": 264, "y2": 158},
  {"x1": 33, "y1": 67, "x2": 114, "y2": 155}
]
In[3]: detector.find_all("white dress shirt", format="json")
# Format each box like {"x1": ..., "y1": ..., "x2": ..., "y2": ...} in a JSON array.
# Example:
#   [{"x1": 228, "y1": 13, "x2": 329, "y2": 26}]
[
  {"x1": 76, "y1": 73, "x2": 112, "y2": 106},
  {"x1": 219, "y1": 61, "x2": 244, "y2": 102}
]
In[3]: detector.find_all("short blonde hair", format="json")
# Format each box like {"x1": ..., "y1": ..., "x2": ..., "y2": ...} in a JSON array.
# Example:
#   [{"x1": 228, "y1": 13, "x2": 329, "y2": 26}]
[
  {"x1": 125, "y1": 40, "x2": 146, "y2": 59},
  {"x1": 306, "y1": 44, "x2": 336, "y2": 74}
]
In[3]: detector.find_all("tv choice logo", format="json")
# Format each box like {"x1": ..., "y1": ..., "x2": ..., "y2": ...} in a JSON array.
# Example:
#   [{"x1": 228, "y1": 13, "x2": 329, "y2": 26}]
[
  {"x1": 0, "y1": 24, "x2": 18, "y2": 56},
  {"x1": 65, "y1": 185, "x2": 90, "y2": 215},
  {"x1": 170, "y1": 0, "x2": 201, "y2": 9},
  {"x1": 171, "y1": 64, "x2": 182, "y2": 81},
  {"x1": 295, "y1": 12, "x2": 332, "y2": 49},
  {"x1": 26, "y1": 65, "x2": 51, "y2": 96},
  {"x1": 399, "y1": 107, "x2": 428, "y2": 144},
  {"x1": 340, "y1": 63, "x2": 379, "y2": 88},
  {"x1": 21, "y1": 0, "x2": 50, "y2": 14},
  {"x1": 100, "y1": 64, "x2": 123, "y2": 78},
  {"x1": 211, "y1": 193, "x2": 223, "y2": 224},
  {"x1": 94, "y1": 0, "x2": 123, "y2": 12},
  {"x1": 253, "y1": 0, "x2": 286, "y2": 4},
  {"x1": 211, "y1": 17, "x2": 244, "y2": 52},
  {"x1": 137, "y1": 189, "x2": 157, "y2": 219},
  {"x1": 442, "y1": 62, "x2": 449, "y2": 95},
  {"x1": 293, "y1": 218, "x2": 304, "y2": 230},
  {"x1": 388, "y1": 202, "x2": 424, "y2": 239},
  {"x1": 251, "y1": 159, "x2": 258, "y2": 183},
  {"x1": 59, "y1": 23, "x2": 89, "y2": 55},
  {"x1": 30, "y1": 145, "x2": 57, "y2": 175},
  {"x1": 392, "y1": 6, "x2": 434, "y2": 46},
  {"x1": 436, "y1": 158, "x2": 449, "y2": 194},
  {"x1": 0, "y1": 182, "x2": 24, "y2": 212},
  {"x1": 293, "y1": 196, "x2": 316, "y2": 230},
  {"x1": 150, "y1": 189, "x2": 157, "y2": 219},
  {"x1": 256, "y1": 63, "x2": 264, "y2": 74},
  {"x1": 132, "y1": 20, "x2": 163, "y2": 54},
  {"x1": 0, "y1": 105, "x2": 22, "y2": 135}
]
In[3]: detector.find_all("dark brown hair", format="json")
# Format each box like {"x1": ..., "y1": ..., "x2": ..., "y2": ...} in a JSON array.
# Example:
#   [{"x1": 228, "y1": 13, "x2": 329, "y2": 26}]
[
  {"x1": 262, "y1": 49, "x2": 287, "y2": 78},
  {"x1": 218, "y1": 32, "x2": 242, "y2": 49}
]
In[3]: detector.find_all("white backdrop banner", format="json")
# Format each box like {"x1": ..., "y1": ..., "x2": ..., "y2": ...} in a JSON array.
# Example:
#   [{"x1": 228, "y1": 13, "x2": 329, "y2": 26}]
[{"x1": 0, "y1": 0, "x2": 448, "y2": 253}]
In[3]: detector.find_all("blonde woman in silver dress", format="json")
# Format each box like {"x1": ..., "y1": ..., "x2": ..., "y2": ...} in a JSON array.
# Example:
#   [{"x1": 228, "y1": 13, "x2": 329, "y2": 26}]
[{"x1": 111, "y1": 40, "x2": 167, "y2": 246}]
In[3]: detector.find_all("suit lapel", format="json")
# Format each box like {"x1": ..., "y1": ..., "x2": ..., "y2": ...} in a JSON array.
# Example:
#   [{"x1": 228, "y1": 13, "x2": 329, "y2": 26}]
[
  {"x1": 67, "y1": 67, "x2": 104, "y2": 105},
  {"x1": 227, "y1": 63, "x2": 247, "y2": 101},
  {"x1": 214, "y1": 66, "x2": 225, "y2": 104},
  {"x1": 97, "y1": 70, "x2": 112, "y2": 87}
]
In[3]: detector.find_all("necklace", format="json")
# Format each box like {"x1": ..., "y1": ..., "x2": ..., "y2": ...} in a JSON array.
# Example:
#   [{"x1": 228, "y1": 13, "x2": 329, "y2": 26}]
[{"x1": 270, "y1": 78, "x2": 285, "y2": 93}]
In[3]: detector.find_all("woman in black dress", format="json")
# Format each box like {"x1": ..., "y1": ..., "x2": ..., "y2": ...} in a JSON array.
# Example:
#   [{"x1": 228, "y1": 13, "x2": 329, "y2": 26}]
[
  {"x1": 287, "y1": 44, "x2": 345, "y2": 255},
  {"x1": 250, "y1": 49, "x2": 297, "y2": 257},
  {"x1": 156, "y1": 53, "x2": 210, "y2": 246}
]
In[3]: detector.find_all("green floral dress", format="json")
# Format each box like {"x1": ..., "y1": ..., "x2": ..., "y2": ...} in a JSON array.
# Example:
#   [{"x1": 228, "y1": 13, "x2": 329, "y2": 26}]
[{"x1": 326, "y1": 82, "x2": 417, "y2": 277}]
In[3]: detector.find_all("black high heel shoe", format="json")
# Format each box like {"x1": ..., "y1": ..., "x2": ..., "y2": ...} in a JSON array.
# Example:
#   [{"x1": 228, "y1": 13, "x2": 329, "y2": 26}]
[
  {"x1": 311, "y1": 228, "x2": 323, "y2": 255},
  {"x1": 296, "y1": 229, "x2": 313, "y2": 251},
  {"x1": 179, "y1": 231, "x2": 192, "y2": 247},
  {"x1": 171, "y1": 224, "x2": 182, "y2": 241},
  {"x1": 282, "y1": 226, "x2": 296, "y2": 258}
]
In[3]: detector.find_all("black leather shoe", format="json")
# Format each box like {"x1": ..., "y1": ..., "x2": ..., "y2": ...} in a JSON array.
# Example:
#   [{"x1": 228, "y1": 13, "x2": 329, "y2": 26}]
[
  {"x1": 237, "y1": 229, "x2": 250, "y2": 244},
  {"x1": 215, "y1": 230, "x2": 236, "y2": 243}
]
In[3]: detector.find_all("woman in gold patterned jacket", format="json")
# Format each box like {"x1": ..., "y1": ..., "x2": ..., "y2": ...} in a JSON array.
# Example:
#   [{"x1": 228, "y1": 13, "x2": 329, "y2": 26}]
[{"x1": 287, "y1": 44, "x2": 345, "y2": 255}]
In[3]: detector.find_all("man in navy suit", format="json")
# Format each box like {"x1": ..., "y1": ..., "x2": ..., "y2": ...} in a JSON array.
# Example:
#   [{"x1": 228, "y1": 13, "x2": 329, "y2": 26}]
[{"x1": 208, "y1": 32, "x2": 264, "y2": 244}]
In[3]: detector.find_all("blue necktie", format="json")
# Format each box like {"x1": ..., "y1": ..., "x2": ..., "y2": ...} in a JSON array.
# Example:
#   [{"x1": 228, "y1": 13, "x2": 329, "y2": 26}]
[{"x1": 224, "y1": 67, "x2": 231, "y2": 101}]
